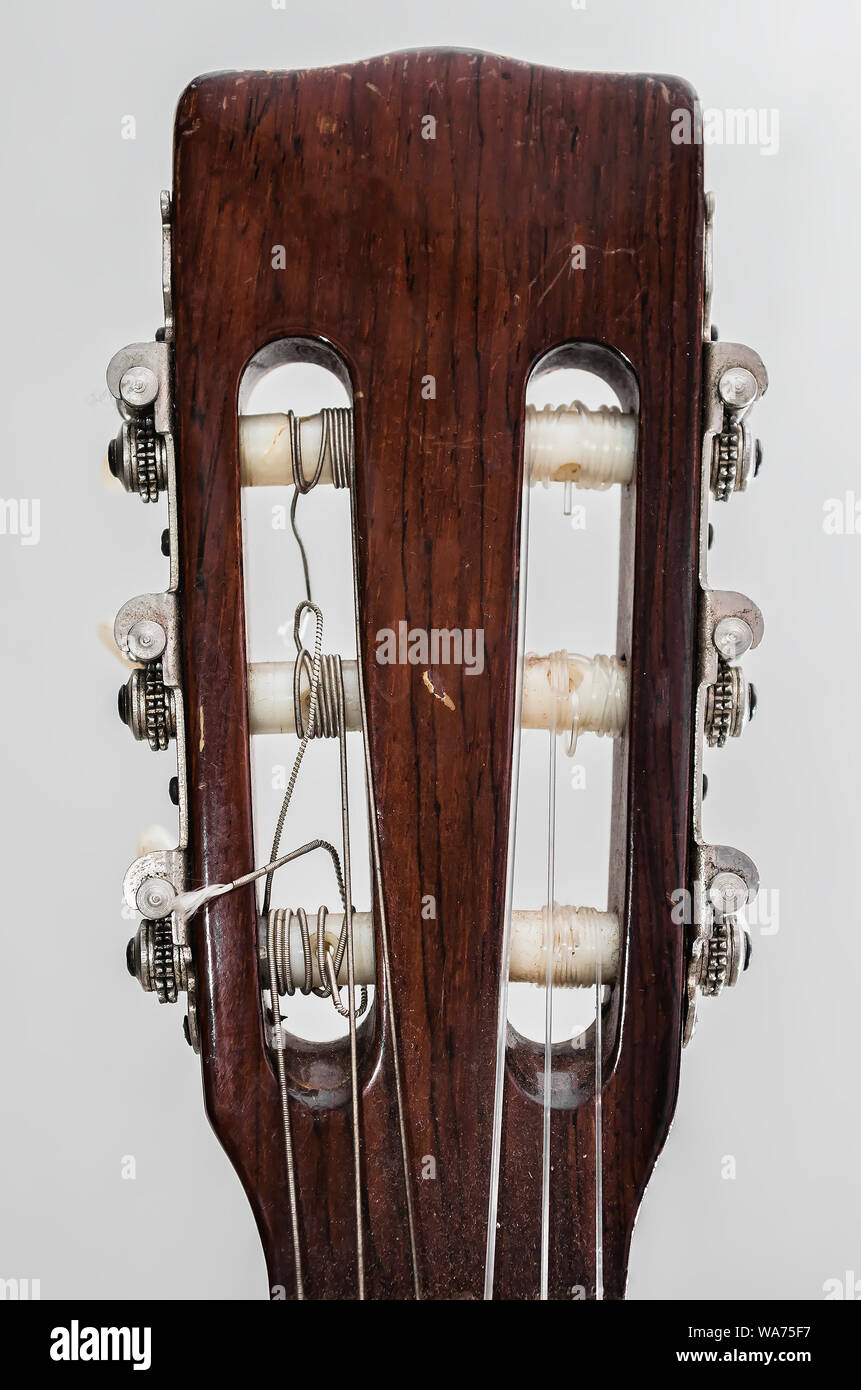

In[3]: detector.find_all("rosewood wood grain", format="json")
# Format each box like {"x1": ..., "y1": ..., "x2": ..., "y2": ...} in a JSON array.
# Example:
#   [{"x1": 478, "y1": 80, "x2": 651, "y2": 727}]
[{"x1": 172, "y1": 52, "x2": 704, "y2": 1299}]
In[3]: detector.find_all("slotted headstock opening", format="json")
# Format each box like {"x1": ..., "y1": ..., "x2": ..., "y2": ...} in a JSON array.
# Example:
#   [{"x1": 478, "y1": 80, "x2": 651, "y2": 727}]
[{"x1": 507, "y1": 352, "x2": 635, "y2": 1059}]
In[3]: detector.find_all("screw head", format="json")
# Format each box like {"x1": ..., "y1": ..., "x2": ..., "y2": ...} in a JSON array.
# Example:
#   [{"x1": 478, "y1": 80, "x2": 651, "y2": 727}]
[
  {"x1": 713, "y1": 615, "x2": 753, "y2": 660},
  {"x1": 126, "y1": 619, "x2": 166, "y2": 663},
  {"x1": 168, "y1": 776, "x2": 180, "y2": 807},
  {"x1": 718, "y1": 366, "x2": 758, "y2": 410},
  {"x1": 708, "y1": 871, "x2": 749, "y2": 916},
  {"x1": 160, "y1": 528, "x2": 171, "y2": 558},
  {"x1": 119, "y1": 365, "x2": 159, "y2": 408},
  {"x1": 136, "y1": 876, "x2": 176, "y2": 920}
]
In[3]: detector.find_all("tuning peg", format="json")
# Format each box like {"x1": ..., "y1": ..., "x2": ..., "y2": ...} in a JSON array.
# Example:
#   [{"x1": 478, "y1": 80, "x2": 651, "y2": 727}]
[
  {"x1": 238, "y1": 402, "x2": 636, "y2": 492},
  {"x1": 524, "y1": 402, "x2": 635, "y2": 489},
  {"x1": 260, "y1": 904, "x2": 620, "y2": 994},
  {"x1": 246, "y1": 651, "x2": 627, "y2": 741}
]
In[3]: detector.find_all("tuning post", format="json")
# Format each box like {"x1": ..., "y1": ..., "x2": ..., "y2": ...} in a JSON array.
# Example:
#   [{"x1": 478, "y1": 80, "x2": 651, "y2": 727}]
[
  {"x1": 238, "y1": 402, "x2": 635, "y2": 493},
  {"x1": 247, "y1": 650, "x2": 627, "y2": 741},
  {"x1": 260, "y1": 904, "x2": 621, "y2": 995}
]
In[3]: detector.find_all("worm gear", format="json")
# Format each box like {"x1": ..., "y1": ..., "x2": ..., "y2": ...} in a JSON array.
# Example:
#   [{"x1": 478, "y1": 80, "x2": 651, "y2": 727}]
[
  {"x1": 118, "y1": 661, "x2": 176, "y2": 751},
  {"x1": 704, "y1": 658, "x2": 754, "y2": 747},
  {"x1": 700, "y1": 915, "x2": 750, "y2": 998},
  {"x1": 150, "y1": 918, "x2": 178, "y2": 1003},
  {"x1": 126, "y1": 917, "x2": 191, "y2": 1004},
  {"x1": 711, "y1": 422, "x2": 742, "y2": 501},
  {"x1": 684, "y1": 913, "x2": 752, "y2": 1043},
  {"x1": 108, "y1": 413, "x2": 167, "y2": 502}
]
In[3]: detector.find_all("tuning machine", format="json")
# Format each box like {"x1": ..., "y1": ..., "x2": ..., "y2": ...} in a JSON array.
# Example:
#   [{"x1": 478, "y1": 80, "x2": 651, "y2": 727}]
[
  {"x1": 706, "y1": 336, "x2": 767, "y2": 504},
  {"x1": 685, "y1": 338, "x2": 767, "y2": 1045},
  {"x1": 106, "y1": 198, "x2": 195, "y2": 1049}
]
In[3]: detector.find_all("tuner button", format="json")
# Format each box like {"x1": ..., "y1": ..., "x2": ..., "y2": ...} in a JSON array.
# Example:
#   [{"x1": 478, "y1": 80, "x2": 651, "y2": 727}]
[{"x1": 107, "y1": 435, "x2": 122, "y2": 482}]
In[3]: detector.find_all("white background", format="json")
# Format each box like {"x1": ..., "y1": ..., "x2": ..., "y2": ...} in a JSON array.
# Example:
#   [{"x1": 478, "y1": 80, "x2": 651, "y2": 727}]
[{"x1": 0, "y1": 0, "x2": 859, "y2": 1299}]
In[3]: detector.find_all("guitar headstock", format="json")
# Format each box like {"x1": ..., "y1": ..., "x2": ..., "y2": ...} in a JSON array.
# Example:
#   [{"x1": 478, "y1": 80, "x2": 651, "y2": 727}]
[{"x1": 107, "y1": 52, "x2": 766, "y2": 1299}]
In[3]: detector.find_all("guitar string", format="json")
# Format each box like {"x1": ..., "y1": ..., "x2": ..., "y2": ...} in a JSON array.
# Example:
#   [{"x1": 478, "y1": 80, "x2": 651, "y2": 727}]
[
  {"x1": 539, "y1": 712, "x2": 557, "y2": 1298},
  {"x1": 175, "y1": 414, "x2": 415, "y2": 1298},
  {"x1": 263, "y1": 602, "x2": 326, "y2": 1299},
  {"x1": 282, "y1": 416, "x2": 415, "y2": 1298},
  {"x1": 483, "y1": 477, "x2": 530, "y2": 1300},
  {"x1": 260, "y1": 604, "x2": 366, "y2": 1299},
  {"x1": 335, "y1": 661, "x2": 366, "y2": 1299},
  {"x1": 594, "y1": 882, "x2": 604, "y2": 1301},
  {"x1": 347, "y1": 476, "x2": 422, "y2": 1300}
]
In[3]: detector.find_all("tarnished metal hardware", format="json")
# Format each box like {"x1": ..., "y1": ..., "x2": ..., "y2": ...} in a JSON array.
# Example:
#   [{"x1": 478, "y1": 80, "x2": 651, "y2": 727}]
[
  {"x1": 683, "y1": 845, "x2": 759, "y2": 1046},
  {"x1": 108, "y1": 414, "x2": 168, "y2": 501},
  {"x1": 699, "y1": 588, "x2": 763, "y2": 754},
  {"x1": 704, "y1": 658, "x2": 757, "y2": 747},
  {"x1": 684, "y1": 339, "x2": 767, "y2": 1045},
  {"x1": 108, "y1": 194, "x2": 196, "y2": 1052},
  {"x1": 703, "y1": 340, "x2": 767, "y2": 501},
  {"x1": 118, "y1": 663, "x2": 177, "y2": 751},
  {"x1": 127, "y1": 917, "x2": 191, "y2": 1002},
  {"x1": 126, "y1": 916, "x2": 199, "y2": 1051}
]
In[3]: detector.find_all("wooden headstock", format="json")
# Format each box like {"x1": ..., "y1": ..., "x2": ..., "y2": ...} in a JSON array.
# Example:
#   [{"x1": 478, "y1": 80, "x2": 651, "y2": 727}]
[{"x1": 108, "y1": 52, "x2": 767, "y2": 1299}]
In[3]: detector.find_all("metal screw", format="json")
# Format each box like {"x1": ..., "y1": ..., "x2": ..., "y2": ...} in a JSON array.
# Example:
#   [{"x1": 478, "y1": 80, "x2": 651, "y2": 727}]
[
  {"x1": 119, "y1": 366, "x2": 159, "y2": 409},
  {"x1": 160, "y1": 528, "x2": 171, "y2": 558},
  {"x1": 137, "y1": 876, "x2": 176, "y2": 919},
  {"x1": 713, "y1": 615, "x2": 753, "y2": 660},
  {"x1": 126, "y1": 619, "x2": 167, "y2": 663},
  {"x1": 168, "y1": 776, "x2": 180, "y2": 807},
  {"x1": 718, "y1": 366, "x2": 758, "y2": 411},
  {"x1": 708, "y1": 871, "x2": 748, "y2": 916}
]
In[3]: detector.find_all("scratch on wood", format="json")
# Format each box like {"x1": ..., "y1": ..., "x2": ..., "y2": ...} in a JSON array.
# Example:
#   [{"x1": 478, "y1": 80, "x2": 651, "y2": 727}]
[{"x1": 423, "y1": 670, "x2": 455, "y2": 710}]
